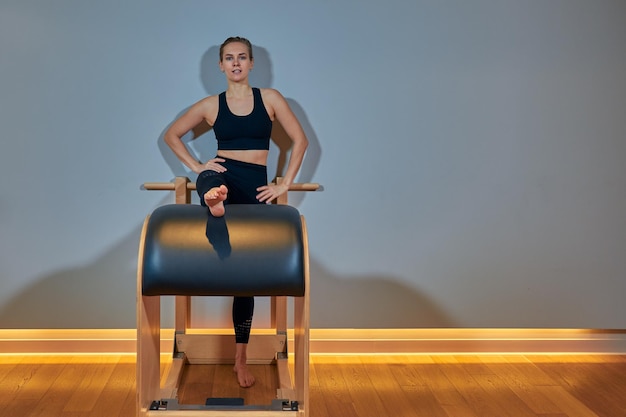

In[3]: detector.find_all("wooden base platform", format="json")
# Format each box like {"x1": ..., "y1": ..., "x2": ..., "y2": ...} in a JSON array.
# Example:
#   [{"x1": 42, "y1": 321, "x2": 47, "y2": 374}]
[
  {"x1": 155, "y1": 332, "x2": 300, "y2": 414},
  {"x1": 177, "y1": 364, "x2": 279, "y2": 405}
]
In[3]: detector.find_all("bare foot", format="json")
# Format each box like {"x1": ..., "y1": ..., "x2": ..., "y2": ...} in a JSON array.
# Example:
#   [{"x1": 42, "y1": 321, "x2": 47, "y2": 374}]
[
  {"x1": 233, "y1": 362, "x2": 256, "y2": 388},
  {"x1": 233, "y1": 344, "x2": 255, "y2": 388},
  {"x1": 204, "y1": 185, "x2": 228, "y2": 217}
]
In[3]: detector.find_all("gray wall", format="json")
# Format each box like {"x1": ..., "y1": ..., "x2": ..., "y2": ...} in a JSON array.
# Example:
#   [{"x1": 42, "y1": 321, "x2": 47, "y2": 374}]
[{"x1": 1, "y1": 0, "x2": 625, "y2": 329}]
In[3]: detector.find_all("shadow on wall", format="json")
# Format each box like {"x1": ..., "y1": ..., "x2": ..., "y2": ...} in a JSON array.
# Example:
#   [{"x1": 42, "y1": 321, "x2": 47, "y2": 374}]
[
  {"x1": 157, "y1": 43, "x2": 321, "y2": 208},
  {"x1": 310, "y1": 259, "x2": 455, "y2": 328},
  {"x1": 0, "y1": 206, "x2": 453, "y2": 328},
  {"x1": 0, "y1": 219, "x2": 145, "y2": 328}
]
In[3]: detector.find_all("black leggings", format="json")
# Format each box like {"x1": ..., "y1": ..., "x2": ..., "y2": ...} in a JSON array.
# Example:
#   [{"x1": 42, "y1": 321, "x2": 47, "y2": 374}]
[{"x1": 196, "y1": 157, "x2": 267, "y2": 344}]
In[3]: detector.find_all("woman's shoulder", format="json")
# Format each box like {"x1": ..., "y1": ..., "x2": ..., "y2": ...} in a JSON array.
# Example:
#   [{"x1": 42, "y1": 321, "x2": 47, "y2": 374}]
[
  {"x1": 183, "y1": 94, "x2": 220, "y2": 124},
  {"x1": 192, "y1": 94, "x2": 220, "y2": 110},
  {"x1": 258, "y1": 88, "x2": 286, "y2": 104},
  {"x1": 200, "y1": 94, "x2": 221, "y2": 104}
]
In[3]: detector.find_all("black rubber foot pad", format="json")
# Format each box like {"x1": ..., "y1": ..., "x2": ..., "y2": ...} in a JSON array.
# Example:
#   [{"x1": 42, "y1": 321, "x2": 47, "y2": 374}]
[{"x1": 205, "y1": 397, "x2": 245, "y2": 406}]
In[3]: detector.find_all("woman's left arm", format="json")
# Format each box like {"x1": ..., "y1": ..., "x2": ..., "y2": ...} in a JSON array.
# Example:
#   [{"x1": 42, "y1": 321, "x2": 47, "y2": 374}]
[{"x1": 257, "y1": 89, "x2": 309, "y2": 202}]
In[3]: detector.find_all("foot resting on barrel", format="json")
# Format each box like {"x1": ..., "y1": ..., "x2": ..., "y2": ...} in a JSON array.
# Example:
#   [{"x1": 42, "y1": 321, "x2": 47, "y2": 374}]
[
  {"x1": 204, "y1": 185, "x2": 228, "y2": 217},
  {"x1": 234, "y1": 345, "x2": 255, "y2": 388}
]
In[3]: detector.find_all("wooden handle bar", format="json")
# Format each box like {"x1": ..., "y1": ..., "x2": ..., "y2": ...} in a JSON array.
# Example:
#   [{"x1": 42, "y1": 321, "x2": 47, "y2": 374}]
[
  {"x1": 143, "y1": 182, "x2": 195, "y2": 190},
  {"x1": 143, "y1": 179, "x2": 320, "y2": 192}
]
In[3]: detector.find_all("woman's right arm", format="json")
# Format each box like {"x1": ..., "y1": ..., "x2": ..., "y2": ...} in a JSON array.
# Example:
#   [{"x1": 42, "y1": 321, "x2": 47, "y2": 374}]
[{"x1": 164, "y1": 97, "x2": 217, "y2": 174}]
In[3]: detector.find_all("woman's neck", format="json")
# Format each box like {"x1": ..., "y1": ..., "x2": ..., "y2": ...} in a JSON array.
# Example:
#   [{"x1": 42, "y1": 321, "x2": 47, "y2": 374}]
[{"x1": 226, "y1": 83, "x2": 252, "y2": 98}]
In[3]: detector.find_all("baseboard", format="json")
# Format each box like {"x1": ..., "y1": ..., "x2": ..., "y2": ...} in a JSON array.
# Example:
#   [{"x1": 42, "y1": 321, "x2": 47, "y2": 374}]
[
  {"x1": 1, "y1": 328, "x2": 625, "y2": 355},
  {"x1": 306, "y1": 328, "x2": 626, "y2": 354}
]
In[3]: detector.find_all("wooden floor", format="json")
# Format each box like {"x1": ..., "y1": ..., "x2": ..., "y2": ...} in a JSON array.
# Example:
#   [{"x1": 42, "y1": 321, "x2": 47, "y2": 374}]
[{"x1": 1, "y1": 354, "x2": 625, "y2": 417}]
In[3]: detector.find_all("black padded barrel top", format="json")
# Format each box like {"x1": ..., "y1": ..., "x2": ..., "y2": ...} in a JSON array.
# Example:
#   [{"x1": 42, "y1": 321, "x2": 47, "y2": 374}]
[{"x1": 140, "y1": 204, "x2": 305, "y2": 297}]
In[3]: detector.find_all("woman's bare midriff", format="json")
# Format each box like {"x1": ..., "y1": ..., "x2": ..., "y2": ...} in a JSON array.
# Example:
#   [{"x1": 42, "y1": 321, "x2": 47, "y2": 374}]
[{"x1": 217, "y1": 149, "x2": 269, "y2": 166}]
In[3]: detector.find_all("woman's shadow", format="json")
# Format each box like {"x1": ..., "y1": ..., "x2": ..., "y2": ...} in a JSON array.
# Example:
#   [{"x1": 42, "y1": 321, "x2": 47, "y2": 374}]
[
  {"x1": 0, "y1": 44, "x2": 455, "y2": 331},
  {"x1": 157, "y1": 44, "x2": 321, "y2": 207}
]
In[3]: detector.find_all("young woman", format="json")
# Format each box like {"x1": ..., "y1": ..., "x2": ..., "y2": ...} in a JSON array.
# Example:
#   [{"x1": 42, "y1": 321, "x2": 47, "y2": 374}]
[{"x1": 164, "y1": 36, "x2": 308, "y2": 388}]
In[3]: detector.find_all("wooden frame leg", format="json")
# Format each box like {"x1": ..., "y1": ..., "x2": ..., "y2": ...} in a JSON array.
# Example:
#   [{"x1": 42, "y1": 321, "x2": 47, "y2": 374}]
[
  {"x1": 294, "y1": 215, "x2": 311, "y2": 417},
  {"x1": 271, "y1": 296, "x2": 288, "y2": 333},
  {"x1": 137, "y1": 294, "x2": 160, "y2": 417},
  {"x1": 294, "y1": 296, "x2": 310, "y2": 417},
  {"x1": 137, "y1": 214, "x2": 161, "y2": 417},
  {"x1": 175, "y1": 295, "x2": 191, "y2": 333}
]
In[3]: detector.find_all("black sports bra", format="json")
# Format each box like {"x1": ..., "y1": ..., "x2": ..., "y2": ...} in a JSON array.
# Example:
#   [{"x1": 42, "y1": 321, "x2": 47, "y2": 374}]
[{"x1": 213, "y1": 88, "x2": 272, "y2": 150}]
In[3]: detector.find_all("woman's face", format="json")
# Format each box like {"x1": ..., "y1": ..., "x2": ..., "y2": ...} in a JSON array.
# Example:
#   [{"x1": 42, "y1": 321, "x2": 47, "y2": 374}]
[{"x1": 219, "y1": 42, "x2": 254, "y2": 82}]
